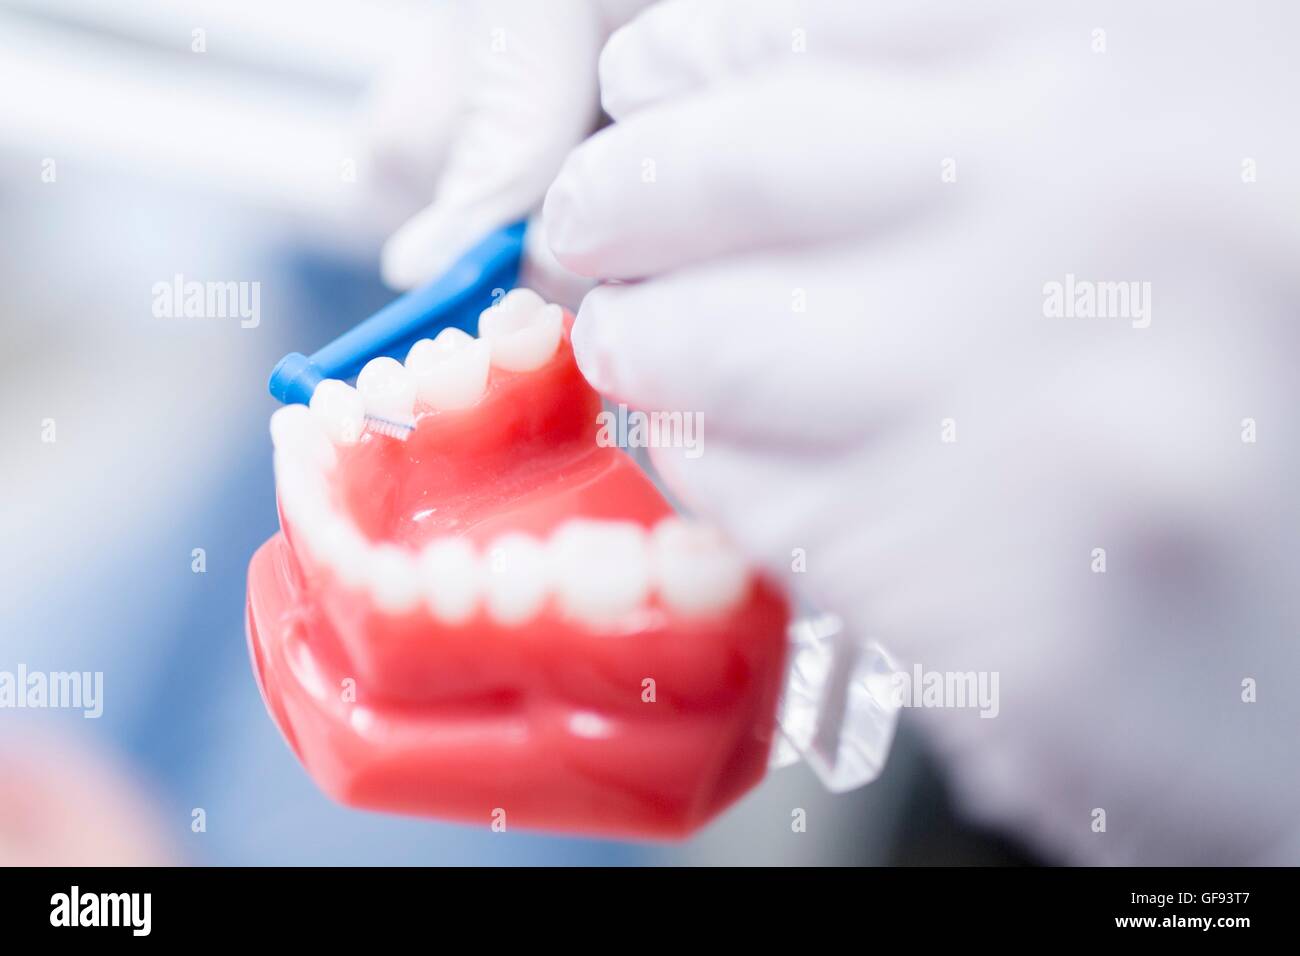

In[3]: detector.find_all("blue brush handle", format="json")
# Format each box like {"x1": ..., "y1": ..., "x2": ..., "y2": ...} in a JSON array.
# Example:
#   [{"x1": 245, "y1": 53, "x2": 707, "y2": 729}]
[{"x1": 269, "y1": 221, "x2": 527, "y2": 405}]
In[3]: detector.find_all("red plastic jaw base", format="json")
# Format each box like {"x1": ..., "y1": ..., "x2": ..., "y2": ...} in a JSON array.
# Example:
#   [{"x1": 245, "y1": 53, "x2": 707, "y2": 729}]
[
  {"x1": 246, "y1": 533, "x2": 788, "y2": 839},
  {"x1": 246, "y1": 316, "x2": 790, "y2": 839}
]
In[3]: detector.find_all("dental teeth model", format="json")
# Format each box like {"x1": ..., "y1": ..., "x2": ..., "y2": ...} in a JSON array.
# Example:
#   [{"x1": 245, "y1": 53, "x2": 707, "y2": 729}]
[
  {"x1": 355, "y1": 356, "x2": 417, "y2": 438},
  {"x1": 247, "y1": 291, "x2": 790, "y2": 838},
  {"x1": 308, "y1": 379, "x2": 366, "y2": 446},
  {"x1": 477, "y1": 288, "x2": 564, "y2": 372},
  {"x1": 404, "y1": 328, "x2": 490, "y2": 411}
]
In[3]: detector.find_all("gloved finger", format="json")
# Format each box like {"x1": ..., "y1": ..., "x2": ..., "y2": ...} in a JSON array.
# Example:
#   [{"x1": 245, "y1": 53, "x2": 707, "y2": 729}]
[
  {"x1": 517, "y1": 210, "x2": 597, "y2": 312},
  {"x1": 569, "y1": 214, "x2": 1050, "y2": 439},
  {"x1": 570, "y1": 246, "x2": 863, "y2": 446},
  {"x1": 569, "y1": 240, "x2": 942, "y2": 445},
  {"x1": 600, "y1": 0, "x2": 1027, "y2": 121},
  {"x1": 381, "y1": 0, "x2": 604, "y2": 290},
  {"x1": 362, "y1": 2, "x2": 463, "y2": 207},
  {"x1": 545, "y1": 64, "x2": 993, "y2": 280}
]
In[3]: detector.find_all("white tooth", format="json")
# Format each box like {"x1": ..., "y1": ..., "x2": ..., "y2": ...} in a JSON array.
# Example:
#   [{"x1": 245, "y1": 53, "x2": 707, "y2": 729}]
[
  {"x1": 549, "y1": 520, "x2": 650, "y2": 622},
  {"x1": 356, "y1": 356, "x2": 416, "y2": 427},
  {"x1": 293, "y1": 504, "x2": 334, "y2": 563},
  {"x1": 651, "y1": 518, "x2": 750, "y2": 615},
  {"x1": 367, "y1": 543, "x2": 422, "y2": 614},
  {"x1": 315, "y1": 517, "x2": 370, "y2": 587},
  {"x1": 488, "y1": 288, "x2": 545, "y2": 318},
  {"x1": 478, "y1": 289, "x2": 563, "y2": 372},
  {"x1": 309, "y1": 379, "x2": 366, "y2": 445},
  {"x1": 418, "y1": 537, "x2": 480, "y2": 624},
  {"x1": 269, "y1": 404, "x2": 336, "y2": 468},
  {"x1": 483, "y1": 532, "x2": 550, "y2": 625},
  {"x1": 405, "y1": 329, "x2": 491, "y2": 411},
  {"x1": 273, "y1": 451, "x2": 329, "y2": 527}
]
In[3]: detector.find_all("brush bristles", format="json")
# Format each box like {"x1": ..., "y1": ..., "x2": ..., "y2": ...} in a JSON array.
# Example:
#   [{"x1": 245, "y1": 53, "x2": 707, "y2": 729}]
[{"x1": 364, "y1": 416, "x2": 413, "y2": 441}]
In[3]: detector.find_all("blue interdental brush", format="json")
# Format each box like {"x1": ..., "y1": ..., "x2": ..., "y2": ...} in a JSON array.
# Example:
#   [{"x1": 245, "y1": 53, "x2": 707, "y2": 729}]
[{"x1": 268, "y1": 222, "x2": 527, "y2": 437}]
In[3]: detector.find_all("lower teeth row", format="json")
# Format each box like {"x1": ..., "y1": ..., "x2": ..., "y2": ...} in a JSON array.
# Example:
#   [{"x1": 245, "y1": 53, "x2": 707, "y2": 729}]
[{"x1": 276, "y1": 455, "x2": 749, "y2": 626}]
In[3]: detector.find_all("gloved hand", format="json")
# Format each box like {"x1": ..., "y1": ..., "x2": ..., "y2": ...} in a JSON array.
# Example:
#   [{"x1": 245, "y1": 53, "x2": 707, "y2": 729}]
[
  {"x1": 367, "y1": 0, "x2": 651, "y2": 303},
  {"x1": 545, "y1": 0, "x2": 1300, "y2": 864}
]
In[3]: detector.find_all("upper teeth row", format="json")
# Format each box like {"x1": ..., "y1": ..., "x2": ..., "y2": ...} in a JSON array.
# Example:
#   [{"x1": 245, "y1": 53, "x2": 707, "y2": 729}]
[
  {"x1": 310, "y1": 289, "x2": 564, "y2": 439},
  {"x1": 272, "y1": 449, "x2": 750, "y2": 625},
  {"x1": 268, "y1": 298, "x2": 752, "y2": 624}
]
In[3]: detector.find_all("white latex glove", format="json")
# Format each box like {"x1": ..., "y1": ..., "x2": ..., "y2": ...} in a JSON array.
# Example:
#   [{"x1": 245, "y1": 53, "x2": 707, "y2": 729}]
[
  {"x1": 545, "y1": 0, "x2": 1300, "y2": 864},
  {"x1": 368, "y1": 0, "x2": 650, "y2": 303}
]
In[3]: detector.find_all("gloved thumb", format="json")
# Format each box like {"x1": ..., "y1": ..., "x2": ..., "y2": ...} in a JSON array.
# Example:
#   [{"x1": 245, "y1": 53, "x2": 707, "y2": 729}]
[{"x1": 381, "y1": 0, "x2": 604, "y2": 290}]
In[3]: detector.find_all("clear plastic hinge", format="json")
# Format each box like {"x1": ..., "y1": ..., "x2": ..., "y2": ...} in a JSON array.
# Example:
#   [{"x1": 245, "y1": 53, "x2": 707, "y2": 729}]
[{"x1": 770, "y1": 611, "x2": 900, "y2": 793}]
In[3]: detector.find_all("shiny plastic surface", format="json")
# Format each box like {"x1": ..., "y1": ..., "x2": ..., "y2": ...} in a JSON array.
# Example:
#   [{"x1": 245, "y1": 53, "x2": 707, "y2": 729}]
[
  {"x1": 247, "y1": 320, "x2": 790, "y2": 839},
  {"x1": 770, "y1": 613, "x2": 900, "y2": 792}
]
